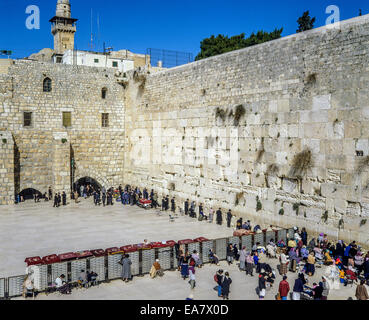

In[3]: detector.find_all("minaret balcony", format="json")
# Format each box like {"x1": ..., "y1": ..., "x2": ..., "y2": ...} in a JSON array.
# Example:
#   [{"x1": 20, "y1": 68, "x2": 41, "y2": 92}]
[{"x1": 51, "y1": 24, "x2": 76, "y2": 34}]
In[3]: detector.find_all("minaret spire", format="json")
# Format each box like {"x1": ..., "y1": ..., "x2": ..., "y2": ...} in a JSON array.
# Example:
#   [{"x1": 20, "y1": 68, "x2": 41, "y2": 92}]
[{"x1": 50, "y1": 0, "x2": 78, "y2": 57}]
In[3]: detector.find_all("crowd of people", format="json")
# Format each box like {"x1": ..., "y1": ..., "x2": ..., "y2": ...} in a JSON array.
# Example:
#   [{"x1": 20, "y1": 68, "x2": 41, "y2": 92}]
[{"x1": 17, "y1": 182, "x2": 369, "y2": 300}]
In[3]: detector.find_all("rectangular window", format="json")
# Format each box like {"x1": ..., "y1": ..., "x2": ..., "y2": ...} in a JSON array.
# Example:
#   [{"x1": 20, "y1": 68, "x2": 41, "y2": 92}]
[
  {"x1": 94, "y1": 58, "x2": 99, "y2": 63},
  {"x1": 24, "y1": 112, "x2": 32, "y2": 127},
  {"x1": 102, "y1": 113, "x2": 109, "y2": 127},
  {"x1": 112, "y1": 61, "x2": 118, "y2": 67},
  {"x1": 62, "y1": 112, "x2": 72, "y2": 128}
]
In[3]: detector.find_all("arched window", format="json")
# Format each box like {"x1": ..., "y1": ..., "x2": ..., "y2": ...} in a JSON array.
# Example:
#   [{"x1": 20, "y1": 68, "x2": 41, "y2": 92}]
[
  {"x1": 43, "y1": 77, "x2": 52, "y2": 92},
  {"x1": 102, "y1": 87, "x2": 107, "y2": 99}
]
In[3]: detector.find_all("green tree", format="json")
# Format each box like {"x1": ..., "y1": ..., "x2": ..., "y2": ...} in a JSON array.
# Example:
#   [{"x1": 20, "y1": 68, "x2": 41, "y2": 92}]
[
  {"x1": 297, "y1": 11, "x2": 316, "y2": 33},
  {"x1": 195, "y1": 28, "x2": 283, "y2": 61}
]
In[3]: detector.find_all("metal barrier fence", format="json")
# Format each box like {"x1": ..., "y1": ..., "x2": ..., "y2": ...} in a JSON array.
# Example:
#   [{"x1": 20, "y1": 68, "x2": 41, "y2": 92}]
[
  {"x1": 0, "y1": 278, "x2": 5, "y2": 298},
  {"x1": 201, "y1": 240, "x2": 213, "y2": 263},
  {"x1": 1, "y1": 228, "x2": 295, "y2": 299}
]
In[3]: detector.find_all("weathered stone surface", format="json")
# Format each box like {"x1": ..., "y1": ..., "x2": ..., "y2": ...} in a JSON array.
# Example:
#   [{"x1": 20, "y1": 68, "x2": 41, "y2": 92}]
[{"x1": 1, "y1": 14, "x2": 369, "y2": 245}]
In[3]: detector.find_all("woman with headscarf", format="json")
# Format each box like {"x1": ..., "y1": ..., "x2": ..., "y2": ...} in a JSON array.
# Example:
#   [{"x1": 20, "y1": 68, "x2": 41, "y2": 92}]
[
  {"x1": 279, "y1": 250, "x2": 289, "y2": 276},
  {"x1": 150, "y1": 259, "x2": 164, "y2": 278},
  {"x1": 245, "y1": 252, "x2": 254, "y2": 276},
  {"x1": 289, "y1": 248, "x2": 298, "y2": 272},
  {"x1": 221, "y1": 272, "x2": 232, "y2": 300},
  {"x1": 324, "y1": 250, "x2": 334, "y2": 265},
  {"x1": 292, "y1": 274, "x2": 304, "y2": 300},
  {"x1": 300, "y1": 246, "x2": 309, "y2": 262},
  {"x1": 239, "y1": 246, "x2": 247, "y2": 271},
  {"x1": 266, "y1": 240, "x2": 277, "y2": 258},
  {"x1": 306, "y1": 252, "x2": 316, "y2": 276},
  {"x1": 355, "y1": 280, "x2": 369, "y2": 300}
]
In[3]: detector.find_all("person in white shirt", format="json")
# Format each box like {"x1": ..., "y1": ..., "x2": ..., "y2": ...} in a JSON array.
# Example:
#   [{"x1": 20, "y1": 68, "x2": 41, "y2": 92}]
[{"x1": 55, "y1": 274, "x2": 71, "y2": 294}]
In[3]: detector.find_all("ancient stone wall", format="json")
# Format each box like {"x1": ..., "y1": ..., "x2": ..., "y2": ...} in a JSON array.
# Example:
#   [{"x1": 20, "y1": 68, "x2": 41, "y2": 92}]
[
  {"x1": 0, "y1": 61, "x2": 125, "y2": 198},
  {"x1": 124, "y1": 15, "x2": 369, "y2": 244},
  {"x1": 0, "y1": 131, "x2": 14, "y2": 205}
]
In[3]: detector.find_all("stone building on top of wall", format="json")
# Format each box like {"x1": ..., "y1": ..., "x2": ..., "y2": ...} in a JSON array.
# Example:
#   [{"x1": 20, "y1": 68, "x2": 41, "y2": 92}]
[{"x1": 27, "y1": 0, "x2": 155, "y2": 73}]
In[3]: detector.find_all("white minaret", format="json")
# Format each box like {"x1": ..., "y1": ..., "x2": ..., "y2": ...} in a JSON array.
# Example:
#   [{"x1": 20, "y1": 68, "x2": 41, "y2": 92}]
[
  {"x1": 56, "y1": 0, "x2": 72, "y2": 18},
  {"x1": 50, "y1": 0, "x2": 78, "y2": 55}
]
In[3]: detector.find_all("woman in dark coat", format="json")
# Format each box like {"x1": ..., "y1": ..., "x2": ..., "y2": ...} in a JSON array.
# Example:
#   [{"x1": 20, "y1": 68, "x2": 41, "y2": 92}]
[
  {"x1": 258, "y1": 273, "x2": 267, "y2": 300},
  {"x1": 301, "y1": 228, "x2": 308, "y2": 246},
  {"x1": 181, "y1": 255, "x2": 189, "y2": 280},
  {"x1": 335, "y1": 240, "x2": 345, "y2": 260},
  {"x1": 121, "y1": 254, "x2": 132, "y2": 282},
  {"x1": 221, "y1": 272, "x2": 232, "y2": 300}
]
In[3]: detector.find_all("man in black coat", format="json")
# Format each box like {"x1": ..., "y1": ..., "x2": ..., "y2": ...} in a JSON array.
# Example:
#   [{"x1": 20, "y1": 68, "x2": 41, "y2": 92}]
[
  {"x1": 165, "y1": 196, "x2": 169, "y2": 211},
  {"x1": 57, "y1": 193, "x2": 61, "y2": 207},
  {"x1": 226, "y1": 210, "x2": 232, "y2": 228},
  {"x1": 102, "y1": 192, "x2": 106, "y2": 206},
  {"x1": 53, "y1": 194, "x2": 58, "y2": 208},
  {"x1": 184, "y1": 199, "x2": 189, "y2": 215},
  {"x1": 171, "y1": 197, "x2": 175, "y2": 213},
  {"x1": 62, "y1": 192, "x2": 67, "y2": 206},
  {"x1": 216, "y1": 208, "x2": 222, "y2": 225},
  {"x1": 162, "y1": 197, "x2": 165, "y2": 211},
  {"x1": 48, "y1": 187, "x2": 52, "y2": 201},
  {"x1": 221, "y1": 272, "x2": 232, "y2": 300}
]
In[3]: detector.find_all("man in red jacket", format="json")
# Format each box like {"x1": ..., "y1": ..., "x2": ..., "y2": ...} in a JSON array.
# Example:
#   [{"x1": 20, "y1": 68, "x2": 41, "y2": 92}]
[{"x1": 279, "y1": 276, "x2": 290, "y2": 300}]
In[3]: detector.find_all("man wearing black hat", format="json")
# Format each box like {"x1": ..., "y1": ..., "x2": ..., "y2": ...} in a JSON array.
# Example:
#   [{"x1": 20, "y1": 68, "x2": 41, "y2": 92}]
[{"x1": 216, "y1": 208, "x2": 223, "y2": 225}]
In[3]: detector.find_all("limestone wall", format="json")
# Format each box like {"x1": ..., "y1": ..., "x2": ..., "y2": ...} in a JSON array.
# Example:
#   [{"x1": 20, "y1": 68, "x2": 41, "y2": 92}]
[
  {"x1": 0, "y1": 61, "x2": 125, "y2": 197},
  {"x1": 124, "y1": 15, "x2": 369, "y2": 244},
  {"x1": 0, "y1": 131, "x2": 14, "y2": 205}
]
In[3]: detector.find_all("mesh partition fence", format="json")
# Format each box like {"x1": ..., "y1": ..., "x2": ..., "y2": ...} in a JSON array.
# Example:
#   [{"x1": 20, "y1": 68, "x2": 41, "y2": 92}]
[
  {"x1": 89, "y1": 257, "x2": 106, "y2": 282},
  {"x1": 130, "y1": 251, "x2": 140, "y2": 276},
  {"x1": 158, "y1": 247, "x2": 172, "y2": 271},
  {"x1": 142, "y1": 249, "x2": 156, "y2": 274},
  {"x1": 51, "y1": 262, "x2": 68, "y2": 284},
  {"x1": 0, "y1": 278, "x2": 5, "y2": 298},
  {"x1": 241, "y1": 235, "x2": 253, "y2": 251},
  {"x1": 228, "y1": 236, "x2": 241, "y2": 247},
  {"x1": 201, "y1": 241, "x2": 214, "y2": 263},
  {"x1": 254, "y1": 232, "x2": 265, "y2": 247},
  {"x1": 8, "y1": 275, "x2": 26, "y2": 297},
  {"x1": 215, "y1": 238, "x2": 227, "y2": 260},
  {"x1": 188, "y1": 242, "x2": 200, "y2": 255},
  {"x1": 71, "y1": 259, "x2": 87, "y2": 283},
  {"x1": 287, "y1": 228, "x2": 295, "y2": 240},
  {"x1": 277, "y1": 229, "x2": 287, "y2": 243},
  {"x1": 35, "y1": 264, "x2": 48, "y2": 291},
  {"x1": 266, "y1": 231, "x2": 276, "y2": 244},
  {"x1": 107, "y1": 254, "x2": 123, "y2": 280},
  {"x1": 173, "y1": 250, "x2": 179, "y2": 269}
]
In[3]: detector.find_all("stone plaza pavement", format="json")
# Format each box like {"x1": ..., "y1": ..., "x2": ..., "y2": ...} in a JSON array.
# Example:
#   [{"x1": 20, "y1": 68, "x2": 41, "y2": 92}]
[
  {"x1": 0, "y1": 199, "x2": 233, "y2": 278},
  {"x1": 13, "y1": 257, "x2": 358, "y2": 301},
  {"x1": 0, "y1": 199, "x2": 363, "y2": 300}
]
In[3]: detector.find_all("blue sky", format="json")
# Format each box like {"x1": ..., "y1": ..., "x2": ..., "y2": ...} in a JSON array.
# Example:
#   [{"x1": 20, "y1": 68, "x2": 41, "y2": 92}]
[{"x1": 0, "y1": 0, "x2": 368, "y2": 59}]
